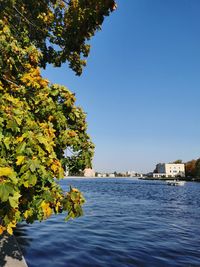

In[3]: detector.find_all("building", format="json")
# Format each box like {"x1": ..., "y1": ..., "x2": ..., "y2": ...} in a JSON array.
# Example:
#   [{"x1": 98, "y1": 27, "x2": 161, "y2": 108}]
[
  {"x1": 127, "y1": 171, "x2": 136, "y2": 177},
  {"x1": 96, "y1": 173, "x2": 107, "y2": 177},
  {"x1": 153, "y1": 163, "x2": 185, "y2": 178}
]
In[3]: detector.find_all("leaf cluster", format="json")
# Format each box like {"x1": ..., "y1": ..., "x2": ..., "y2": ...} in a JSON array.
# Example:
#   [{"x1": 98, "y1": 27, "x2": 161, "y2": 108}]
[
  {"x1": 0, "y1": 19, "x2": 94, "y2": 234},
  {"x1": 0, "y1": 0, "x2": 115, "y2": 234},
  {"x1": 1, "y1": 0, "x2": 117, "y2": 75}
]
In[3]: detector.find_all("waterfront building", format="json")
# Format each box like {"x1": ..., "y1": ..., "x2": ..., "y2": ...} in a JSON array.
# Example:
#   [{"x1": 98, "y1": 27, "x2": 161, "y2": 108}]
[
  {"x1": 153, "y1": 163, "x2": 185, "y2": 178},
  {"x1": 127, "y1": 171, "x2": 136, "y2": 177},
  {"x1": 96, "y1": 173, "x2": 107, "y2": 177}
]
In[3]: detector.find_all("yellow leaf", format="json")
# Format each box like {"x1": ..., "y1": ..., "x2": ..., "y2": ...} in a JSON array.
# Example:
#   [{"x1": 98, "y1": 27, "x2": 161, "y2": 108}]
[
  {"x1": 0, "y1": 167, "x2": 12, "y2": 177},
  {"x1": 16, "y1": 136, "x2": 24, "y2": 143},
  {"x1": 24, "y1": 209, "x2": 33, "y2": 219},
  {"x1": 41, "y1": 201, "x2": 52, "y2": 218},
  {"x1": 7, "y1": 226, "x2": 13, "y2": 235},
  {"x1": 24, "y1": 210, "x2": 29, "y2": 219},
  {"x1": 48, "y1": 115, "x2": 54, "y2": 121},
  {"x1": 23, "y1": 181, "x2": 29, "y2": 188},
  {"x1": 16, "y1": 155, "x2": 25, "y2": 165},
  {"x1": 51, "y1": 163, "x2": 58, "y2": 173},
  {"x1": 7, "y1": 221, "x2": 16, "y2": 235},
  {"x1": 55, "y1": 201, "x2": 61, "y2": 213},
  {"x1": 71, "y1": 188, "x2": 79, "y2": 193}
]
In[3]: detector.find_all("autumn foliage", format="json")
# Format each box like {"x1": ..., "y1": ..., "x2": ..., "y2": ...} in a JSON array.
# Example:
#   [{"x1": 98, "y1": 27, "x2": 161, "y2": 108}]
[{"x1": 0, "y1": 0, "x2": 116, "y2": 234}]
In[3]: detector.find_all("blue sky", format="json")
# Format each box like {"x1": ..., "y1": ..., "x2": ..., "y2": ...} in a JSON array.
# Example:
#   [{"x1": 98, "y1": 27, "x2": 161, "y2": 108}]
[{"x1": 43, "y1": 0, "x2": 200, "y2": 173}]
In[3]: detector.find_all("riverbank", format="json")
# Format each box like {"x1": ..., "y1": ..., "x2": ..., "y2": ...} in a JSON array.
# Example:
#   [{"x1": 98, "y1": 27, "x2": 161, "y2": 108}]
[
  {"x1": 64, "y1": 176, "x2": 200, "y2": 182},
  {"x1": 139, "y1": 177, "x2": 200, "y2": 182},
  {"x1": 0, "y1": 233, "x2": 28, "y2": 267}
]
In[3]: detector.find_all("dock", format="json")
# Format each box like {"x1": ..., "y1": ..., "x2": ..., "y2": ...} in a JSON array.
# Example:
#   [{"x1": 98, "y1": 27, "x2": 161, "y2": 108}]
[{"x1": 0, "y1": 233, "x2": 28, "y2": 267}]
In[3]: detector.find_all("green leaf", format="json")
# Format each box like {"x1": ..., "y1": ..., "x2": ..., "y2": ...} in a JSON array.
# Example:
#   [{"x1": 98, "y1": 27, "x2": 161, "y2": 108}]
[
  {"x1": 0, "y1": 184, "x2": 13, "y2": 202},
  {"x1": 16, "y1": 142, "x2": 26, "y2": 154},
  {"x1": 34, "y1": 199, "x2": 43, "y2": 208},
  {"x1": 29, "y1": 174, "x2": 37, "y2": 186},
  {"x1": 3, "y1": 137, "x2": 11, "y2": 149},
  {"x1": 6, "y1": 119, "x2": 19, "y2": 132},
  {"x1": 29, "y1": 159, "x2": 40, "y2": 172},
  {"x1": 9, "y1": 192, "x2": 21, "y2": 208},
  {"x1": 0, "y1": 132, "x2": 4, "y2": 142},
  {"x1": 9, "y1": 172, "x2": 18, "y2": 185},
  {"x1": 70, "y1": 192, "x2": 77, "y2": 201}
]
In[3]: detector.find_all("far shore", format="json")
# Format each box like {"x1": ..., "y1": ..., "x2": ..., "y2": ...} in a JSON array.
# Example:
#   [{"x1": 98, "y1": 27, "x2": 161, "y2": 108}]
[
  {"x1": 62, "y1": 176, "x2": 139, "y2": 179},
  {"x1": 139, "y1": 177, "x2": 200, "y2": 182},
  {"x1": 62, "y1": 176, "x2": 200, "y2": 182}
]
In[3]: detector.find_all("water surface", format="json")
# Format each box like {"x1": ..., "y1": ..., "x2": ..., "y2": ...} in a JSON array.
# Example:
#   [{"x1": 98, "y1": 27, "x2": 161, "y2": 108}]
[{"x1": 16, "y1": 178, "x2": 200, "y2": 267}]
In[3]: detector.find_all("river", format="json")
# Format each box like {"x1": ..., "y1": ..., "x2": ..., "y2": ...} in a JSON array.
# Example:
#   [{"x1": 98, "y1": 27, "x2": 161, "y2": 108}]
[{"x1": 15, "y1": 178, "x2": 200, "y2": 267}]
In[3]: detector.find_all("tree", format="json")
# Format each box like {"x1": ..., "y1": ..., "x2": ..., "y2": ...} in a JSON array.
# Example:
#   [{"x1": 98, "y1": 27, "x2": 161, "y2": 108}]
[
  {"x1": 0, "y1": 0, "x2": 116, "y2": 235},
  {"x1": 153, "y1": 164, "x2": 159, "y2": 173},
  {"x1": 185, "y1": 160, "x2": 196, "y2": 177},
  {"x1": 194, "y1": 158, "x2": 200, "y2": 178},
  {"x1": 172, "y1": 159, "x2": 183, "y2": 164},
  {"x1": 1, "y1": 0, "x2": 117, "y2": 75}
]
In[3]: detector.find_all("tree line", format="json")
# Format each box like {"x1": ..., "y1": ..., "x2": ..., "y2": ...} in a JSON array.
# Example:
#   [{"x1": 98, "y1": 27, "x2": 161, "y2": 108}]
[{"x1": 185, "y1": 159, "x2": 200, "y2": 178}]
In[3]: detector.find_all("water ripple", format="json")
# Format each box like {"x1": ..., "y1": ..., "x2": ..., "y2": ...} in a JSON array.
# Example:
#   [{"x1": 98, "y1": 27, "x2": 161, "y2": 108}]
[{"x1": 15, "y1": 179, "x2": 200, "y2": 267}]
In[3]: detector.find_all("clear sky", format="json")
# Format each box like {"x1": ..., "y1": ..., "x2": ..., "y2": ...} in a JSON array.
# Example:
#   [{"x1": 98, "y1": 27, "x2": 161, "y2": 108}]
[{"x1": 42, "y1": 0, "x2": 200, "y2": 173}]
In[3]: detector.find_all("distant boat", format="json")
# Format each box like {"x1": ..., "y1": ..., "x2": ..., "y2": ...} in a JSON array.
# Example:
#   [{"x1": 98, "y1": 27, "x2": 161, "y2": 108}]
[{"x1": 166, "y1": 180, "x2": 185, "y2": 186}]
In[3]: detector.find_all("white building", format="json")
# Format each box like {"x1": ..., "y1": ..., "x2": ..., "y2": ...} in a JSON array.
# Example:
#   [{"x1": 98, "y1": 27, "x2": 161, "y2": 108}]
[
  {"x1": 127, "y1": 171, "x2": 136, "y2": 177},
  {"x1": 153, "y1": 163, "x2": 185, "y2": 178},
  {"x1": 97, "y1": 173, "x2": 107, "y2": 177}
]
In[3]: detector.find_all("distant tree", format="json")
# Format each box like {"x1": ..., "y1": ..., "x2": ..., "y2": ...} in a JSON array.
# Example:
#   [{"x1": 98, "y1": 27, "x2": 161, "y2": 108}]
[
  {"x1": 195, "y1": 158, "x2": 200, "y2": 178},
  {"x1": 173, "y1": 160, "x2": 183, "y2": 164},
  {"x1": 153, "y1": 164, "x2": 159, "y2": 173},
  {"x1": 185, "y1": 160, "x2": 196, "y2": 177}
]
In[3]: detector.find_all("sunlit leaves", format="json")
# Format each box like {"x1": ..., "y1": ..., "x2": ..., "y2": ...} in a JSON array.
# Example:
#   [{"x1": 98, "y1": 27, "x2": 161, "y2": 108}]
[
  {"x1": 41, "y1": 201, "x2": 52, "y2": 219},
  {"x1": 0, "y1": 0, "x2": 116, "y2": 75},
  {"x1": 64, "y1": 187, "x2": 85, "y2": 221},
  {"x1": 20, "y1": 67, "x2": 49, "y2": 89},
  {"x1": 0, "y1": 26, "x2": 92, "y2": 234},
  {"x1": 16, "y1": 156, "x2": 25, "y2": 166},
  {"x1": 0, "y1": 167, "x2": 13, "y2": 177},
  {"x1": 0, "y1": 0, "x2": 115, "y2": 235},
  {"x1": 6, "y1": 221, "x2": 16, "y2": 235},
  {"x1": 24, "y1": 209, "x2": 33, "y2": 220}
]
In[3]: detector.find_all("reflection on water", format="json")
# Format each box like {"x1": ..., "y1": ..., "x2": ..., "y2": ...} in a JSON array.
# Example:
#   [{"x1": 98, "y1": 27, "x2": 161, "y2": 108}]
[{"x1": 16, "y1": 179, "x2": 200, "y2": 267}]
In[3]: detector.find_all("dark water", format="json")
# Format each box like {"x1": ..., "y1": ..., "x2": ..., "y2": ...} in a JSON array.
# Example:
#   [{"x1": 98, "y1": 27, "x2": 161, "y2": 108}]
[{"x1": 16, "y1": 178, "x2": 200, "y2": 267}]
